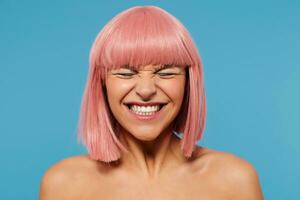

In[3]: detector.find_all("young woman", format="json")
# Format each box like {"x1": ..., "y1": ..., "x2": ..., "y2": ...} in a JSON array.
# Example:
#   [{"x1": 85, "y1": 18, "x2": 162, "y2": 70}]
[{"x1": 39, "y1": 6, "x2": 264, "y2": 200}]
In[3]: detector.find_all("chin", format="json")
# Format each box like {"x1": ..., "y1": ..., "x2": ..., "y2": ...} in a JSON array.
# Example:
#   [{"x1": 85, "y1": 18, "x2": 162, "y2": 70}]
[
  {"x1": 129, "y1": 128, "x2": 161, "y2": 141},
  {"x1": 136, "y1": 135, "x2": 158, "y2": 142}
]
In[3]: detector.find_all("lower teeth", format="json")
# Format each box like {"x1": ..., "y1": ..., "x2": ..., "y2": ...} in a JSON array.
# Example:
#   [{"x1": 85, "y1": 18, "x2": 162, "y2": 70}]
[{"x1": 132, "y1": 111, "x2": 156, "y2": 115}]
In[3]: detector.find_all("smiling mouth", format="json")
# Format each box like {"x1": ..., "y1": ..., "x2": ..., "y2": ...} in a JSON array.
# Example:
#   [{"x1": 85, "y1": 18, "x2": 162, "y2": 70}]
[
  {"x1": 124, "y1": 103, "x2": 168, "y2": 121},
  {"x1": 123, "y1": 103, "x2": 167, "y2": 115}
]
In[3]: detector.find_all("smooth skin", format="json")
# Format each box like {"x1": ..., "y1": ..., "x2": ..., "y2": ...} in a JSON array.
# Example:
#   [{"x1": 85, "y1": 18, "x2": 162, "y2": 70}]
[{"x1": 39, "y1": 65, "x2": 264, "y2": 200}]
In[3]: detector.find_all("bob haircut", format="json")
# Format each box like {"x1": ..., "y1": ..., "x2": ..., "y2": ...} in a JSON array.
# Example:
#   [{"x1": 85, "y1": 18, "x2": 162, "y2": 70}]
[{"x1": 77, "y1": 6, "x2": 207, "y2": 163}]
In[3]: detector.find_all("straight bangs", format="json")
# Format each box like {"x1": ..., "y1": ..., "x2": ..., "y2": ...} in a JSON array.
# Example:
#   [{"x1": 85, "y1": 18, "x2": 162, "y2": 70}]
[{"x1": 90, "y1": 6, "x2": 196, "y2": 82}]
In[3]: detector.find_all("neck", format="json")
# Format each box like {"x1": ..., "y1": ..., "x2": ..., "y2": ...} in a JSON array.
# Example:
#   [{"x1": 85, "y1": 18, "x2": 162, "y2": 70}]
[{"x1": 118, "y1": 127, "x2": 186, "y2": 179}]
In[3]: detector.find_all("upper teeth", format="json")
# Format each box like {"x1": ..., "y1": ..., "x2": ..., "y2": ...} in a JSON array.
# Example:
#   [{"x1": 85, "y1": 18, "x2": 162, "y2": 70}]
[{"x1": 130, "y1": 105, "x2": 160, "y2": 112}]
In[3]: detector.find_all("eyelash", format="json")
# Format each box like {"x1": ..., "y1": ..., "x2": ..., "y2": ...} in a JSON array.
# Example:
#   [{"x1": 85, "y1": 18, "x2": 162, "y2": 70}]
[
  {"x1": 115, "y1": 73, "x2": 135, "y2": 77},
  {"x1": 157, "y1": 72, "x2": 176, "y2": 77}
]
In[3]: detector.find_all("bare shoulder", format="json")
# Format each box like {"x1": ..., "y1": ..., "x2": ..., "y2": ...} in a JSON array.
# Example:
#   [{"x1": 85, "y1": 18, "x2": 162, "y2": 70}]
[
  {"x1": 195, "y1": 147, "x2": 259, "y2": 175},
  {"x1": 39, "y1": 155, "x2": 97, "y2": 200},
  {"x1": 194, "y1": 147, "x2": 264, "y2": 200}
]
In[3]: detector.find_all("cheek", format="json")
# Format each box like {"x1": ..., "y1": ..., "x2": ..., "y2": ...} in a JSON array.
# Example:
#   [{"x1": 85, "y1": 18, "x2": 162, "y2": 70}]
[
  {"x1": 105, "y1": 79, "x2": 133, "y2": 103},
  {"x1": 160, "y1": 78, "x2": 186, "y2": 104}
]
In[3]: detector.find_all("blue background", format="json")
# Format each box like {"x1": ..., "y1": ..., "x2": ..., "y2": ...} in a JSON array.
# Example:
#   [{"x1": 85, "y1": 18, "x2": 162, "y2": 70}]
[{"x1": 1, "y1": 0, "x2": 299, "y2": 199}]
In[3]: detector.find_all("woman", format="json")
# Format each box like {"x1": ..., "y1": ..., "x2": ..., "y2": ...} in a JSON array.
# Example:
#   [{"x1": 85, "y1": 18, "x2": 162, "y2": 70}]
[{"x1": 39, "y1": 6, "x2": 264, "y2": 199}]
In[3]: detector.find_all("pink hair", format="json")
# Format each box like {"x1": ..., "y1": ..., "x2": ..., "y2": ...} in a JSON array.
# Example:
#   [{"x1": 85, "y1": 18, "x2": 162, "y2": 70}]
[{"x1": 77, "y1": 6, "x2": 207, "y2": 162}]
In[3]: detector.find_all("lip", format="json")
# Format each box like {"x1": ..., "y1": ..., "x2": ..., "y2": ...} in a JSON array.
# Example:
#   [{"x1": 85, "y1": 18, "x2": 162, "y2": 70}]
[
  {"x1": 124, "y1": 103, "x2": 167, "y2": 121},
  {"x1": 124, "y1": 101, "x2": 168, "y2": 107}
]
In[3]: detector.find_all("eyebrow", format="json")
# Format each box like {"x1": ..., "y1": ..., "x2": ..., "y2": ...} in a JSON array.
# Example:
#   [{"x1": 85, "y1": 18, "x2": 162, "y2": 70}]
[
  {"x1": 156, "y1": 64, "x2": 175, "y2": 70},
  {"x1": 120, "y1": 64, "x2": 177, "y2": 71}
]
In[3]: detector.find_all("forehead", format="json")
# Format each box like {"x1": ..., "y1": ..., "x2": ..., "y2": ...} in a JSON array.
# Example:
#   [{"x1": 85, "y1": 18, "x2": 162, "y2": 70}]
[{"x1": 110, "y1": 64, "x2": 186, "y2": 71}]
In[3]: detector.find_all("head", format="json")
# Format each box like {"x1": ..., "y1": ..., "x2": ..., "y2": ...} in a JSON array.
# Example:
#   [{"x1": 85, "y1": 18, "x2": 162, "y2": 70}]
[{"x1": 78, "y1": 6, "x2": 207, "y2": 162}]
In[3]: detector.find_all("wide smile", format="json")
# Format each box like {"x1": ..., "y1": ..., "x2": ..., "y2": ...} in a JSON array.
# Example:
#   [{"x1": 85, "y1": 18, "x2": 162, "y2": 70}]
[{"x1": 123, "y1": 103, "x2": 168, "y2": 121}]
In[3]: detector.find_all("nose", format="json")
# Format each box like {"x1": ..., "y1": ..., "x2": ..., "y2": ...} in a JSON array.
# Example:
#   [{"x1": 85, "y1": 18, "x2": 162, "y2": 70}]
[{"x1": 134, "y1": 77, "x2": 157, "y2": 101}]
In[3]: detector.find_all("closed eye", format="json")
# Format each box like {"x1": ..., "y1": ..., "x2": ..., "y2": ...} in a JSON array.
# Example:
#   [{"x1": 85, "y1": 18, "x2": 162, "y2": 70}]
[
  {"x1": 115, "y1": 73, "x2": 135, "y2": 76},
  {"x1": 156, "y1": 72, "x2": 176, "y2": 78},
  {"x1": 114, "y1": 73, "x2": 136, "y2": 79}
]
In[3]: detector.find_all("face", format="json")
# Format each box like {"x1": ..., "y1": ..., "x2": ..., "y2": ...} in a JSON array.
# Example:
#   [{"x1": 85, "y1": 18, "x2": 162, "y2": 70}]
[{"x1": 105, "y1": 64, "x2": 186, "y2": 141}]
